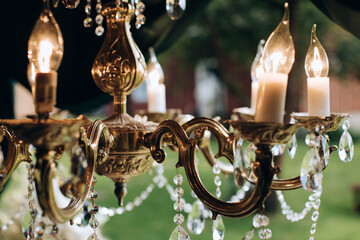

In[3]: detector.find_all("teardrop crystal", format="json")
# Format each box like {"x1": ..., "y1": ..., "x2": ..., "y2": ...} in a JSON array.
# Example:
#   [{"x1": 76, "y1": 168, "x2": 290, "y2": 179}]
[
  {"x1": 212, "y1": 215, "x2": 225, "y2": 240},
  {"x1": 272, "y1": 144, "x2": 285, "y2": 156},
  {"x1": 187, "y1": 200, "x2": 206, "y2": 235},
  {"x1": 169, "y1": 225, "x2": 190, "y2": 240},
  {"x1": 319, "y1": 135, "x2": 330, "y2": 167},
  {"x1": 244, "y1": 144, "x2": 257, "y2": 182},
  {"x1": 300, "y1": 149, "x2": 323, "y2": 191},
  {"x1": 339, "y1": 130, "x2": 354, "y2": 163},
  {"x1": 287, "y1": 133, "x2": 297, "y2": 159},
  {"x1": 166, "y1": 0, "x2": 186, "y2": 20}
]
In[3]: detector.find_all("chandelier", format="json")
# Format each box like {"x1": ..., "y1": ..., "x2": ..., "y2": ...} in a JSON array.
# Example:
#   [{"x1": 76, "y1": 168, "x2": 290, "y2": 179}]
[{"x1": 0, "y1": 0, "x2": 355, "y2": 240}]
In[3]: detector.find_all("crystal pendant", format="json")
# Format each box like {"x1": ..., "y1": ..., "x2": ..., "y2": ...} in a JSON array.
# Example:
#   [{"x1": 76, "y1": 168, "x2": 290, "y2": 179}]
[
  {"x1": 300, "y1": 149, "x2": 323, "y2": 191},
  {"x1": 252, "y1": 214, "x2": 270, "y2": 228},
  {"x1": 233, "y1": 139, "x2": 244, "y2": 187},
  {"x1": 287, "y1": 133, "x2": 297, "y2": 159},
  {"x1": 320, "y1": 135, "x2": 330, "y2": 167},
  {"x1": 166, "y1": 0, "x2": 186, "y2": 20},
  {"x1": 212, "y1": 216, "x2": 225, "y2": 240},
  {"x1": 169, "y1": 225, "x2": 190, "y2": 240},
  {"x1": 244, "y1": 144, "x2": 257, "y2": 181},
  {"x1": 187, "y1": 200, "x2": 206, "y2": 235},
  {"x1": 339, "y1": 130, "x2": 354, "y2": 163}
]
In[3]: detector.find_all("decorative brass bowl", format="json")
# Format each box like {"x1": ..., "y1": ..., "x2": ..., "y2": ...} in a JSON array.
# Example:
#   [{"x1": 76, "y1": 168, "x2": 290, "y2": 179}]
[
  {"x1": 290, "y1": 112, "x2": 349, "y2": 133},
  {"x1": 228, "y1": 120, "x2": 298, "y2": 146}
]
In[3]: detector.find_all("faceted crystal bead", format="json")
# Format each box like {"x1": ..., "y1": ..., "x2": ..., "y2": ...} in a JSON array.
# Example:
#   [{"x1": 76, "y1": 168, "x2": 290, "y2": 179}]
[
  {"x1": 300, "y1": 149, "x2": 323, "y2": 191},
  {"x1": 135, "y1": 14, "x2": 146, "y2": 29},
  {"x1": 85, "y1": 4, "x2": 91, "y2": 14},
  {"x1": 169, "y1": 225, "x2": 190, "y2": 240},
  {"x1": 87, "y1": 232, "x2": 100, "y2": 240},
  {"x1": 174, "y1": 174, "x2": 184, "y2": 185},
  {"x1": 214, "y1": 176, "x2": 222, "y2": 187},
  {"x1": 175, "y1": 187, "x2": 184, "y2": 198},
  {"x1": 213, "y1": 164, "x2": 221, "y2": 175},
  {"x1": 212, "y1": 216, "x2": 225, "y2": 240},
  {"x1": 95, "y1": 26, "x2": 104, "y2": 36},
  {"x1": 90, "y1": 191, "x2": 98, "y2": 200},
  {"x1": 216, "y1": 188, "x2": 221, "y2": 198},
  {"x1": 339, "y1": 130, "x2": 354, "y2": 162},
  {"x1": 52, "y1": 225, "x2": 59, "y2": 234},
  {"x1": 136, "y1": 1, "x2": 145, "y2": 12},
  {"x1": 310, "y1": 223, "x2": 317, "y2": 235},
  {"x1": 174, "y1": 198, "x2": 185, "y2": 212},
  {"x1": 311, "y1": 211, "x2": 319, "y2": 221},
  {"x1": 166, "y1": 0, "x2": 186, "y2": 20},
  {"x1": 252, "y1": 214, "x2": 270, "y2": 228},
  {"x1": 272, "y1": 144, "x2": 284, "y2": 156},
  {"x1": 305, "y1": 133, "x2": 318, "y2": 147},
  {"x1": 95, "y1": 3, "x2": 102, "y2": 13},
  {"x1": 125, "y1": 203, "x2": 134, "y2": 211},
  {"x1": 95, "y1": 14, "x2": 103, "y2": 25},
  {"x1": 259, "y1": 228, "x2": 272, "y2": 239},
  {"x1": 244, "y1": 229, "x2": 255, "y2": 240},
  {"x1": 83, "y1": 17, "x2": 93, "y2": 28},
  {"x1": 116, "y1": 207, "x2": 124, "y2": 215},
  {"x1": 173, "y1": 213, "x2": 185, "y2": 225},
  {"x1": 287, "y1": 134, "x2": 297, "y2": 159},
  {"x1": 88, "y1": 203, "x2": 99, "y2": 214},
  {"x1": 187, "y1": 200, "x2": 206, "y2": 235},
  {"x1": 89, "y1": 218, "x2": 99, "y2": 229}
]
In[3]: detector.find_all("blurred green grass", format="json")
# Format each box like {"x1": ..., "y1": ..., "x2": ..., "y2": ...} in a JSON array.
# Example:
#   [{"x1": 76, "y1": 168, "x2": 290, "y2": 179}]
[{"x1": 95, "y1": 129, "x2": 360, "y2": 240}]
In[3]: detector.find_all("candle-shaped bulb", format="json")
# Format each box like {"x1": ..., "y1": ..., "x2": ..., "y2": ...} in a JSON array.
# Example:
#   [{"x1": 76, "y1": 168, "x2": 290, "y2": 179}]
[
  {"x1": 305, "y1": 24, "x2": 329, "y2": 78},
  {"x1": 251, "y1": 39, "x2": 265, "y2": 83},
  {"x1": 28, "y1": 0, "x2": 63, "y2": 75},
  {"x1": 146, "y1": 47, "x2": 164, "y2": 86},
  {"x1": 146, "y1": 48, "x2": 166, "y2": 113},
  {"x1": 262, "y1": 2, "x2": 295, "y2": 75},
  {"x1": 27, "y1": 0, "x2": 63, "y2": 116}
]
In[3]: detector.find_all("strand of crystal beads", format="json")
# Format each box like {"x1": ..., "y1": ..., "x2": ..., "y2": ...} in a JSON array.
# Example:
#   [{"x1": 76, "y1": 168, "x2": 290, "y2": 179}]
[
  {"x1": 230, "y1": 181, "x2": 252, "y2": 202},
  {"x1": 94, "y1": 0, "x2": 104, "y2": 36},
  {"x1": 134, "y1": 0, "x2": 146, "y2": 29},
  {"x1": 88, "y1": 176, "x2": 100, "y2": 240},
  {"x1": 84, "y1": 0, "x2": 93, "y2": 28},
  {"x1": 339, "y1": 119, "x2": 354, "y2": 163},
  {"x1": 170, "y1": 173, "x2": 190, "y2": 240},
  {"x1": 25, "y1": 163, "x2": 36, "y2": 239},
  {"x1": 308, "y1": 187, "x2": 322, "y2": 240},
  {"x1": 253, "y1": 213, "x2": 271, "y2": 239},
  {"x1": 212, "y1": 163, "x2": 225, "y2": 240}
]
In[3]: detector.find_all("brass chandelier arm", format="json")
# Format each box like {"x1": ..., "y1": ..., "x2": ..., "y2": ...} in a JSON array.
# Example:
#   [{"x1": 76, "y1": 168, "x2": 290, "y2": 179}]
[
  {"x1": 34, "y1": 120, "x2": 111, "y2": 223},
  {"x1": 145, "y1": 119, "x2": 276, "y2": 218},
  {"x1": 0, "y1": 126, "x2": 30, "y2": 191},
  {"x1": 182, "y1": 117, "x2": 235, "y2": 174}
]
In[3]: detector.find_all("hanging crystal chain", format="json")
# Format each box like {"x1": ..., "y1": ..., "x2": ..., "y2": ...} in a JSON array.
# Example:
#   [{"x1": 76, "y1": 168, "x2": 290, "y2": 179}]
[{"x1": 88, "y1": 176, "x2": 100, "y2": 240}]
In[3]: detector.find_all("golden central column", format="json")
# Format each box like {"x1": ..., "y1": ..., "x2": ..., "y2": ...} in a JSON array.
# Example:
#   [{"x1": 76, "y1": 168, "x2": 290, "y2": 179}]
[{"x1": 91, "y1": 1, "x2": 157, "y2": 205}]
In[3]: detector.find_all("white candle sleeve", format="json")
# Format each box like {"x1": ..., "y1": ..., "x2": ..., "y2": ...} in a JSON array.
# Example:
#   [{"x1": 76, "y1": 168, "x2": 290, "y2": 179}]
[
  {"x1": 307, "y1": 77, "x2": 330, "y2": 116},
  {"x1": 254, "y1": 73, "x2": 288, "y2": 123},
  {"x1": 147, "y1": 83, "x2": 166, "y2": 113}
]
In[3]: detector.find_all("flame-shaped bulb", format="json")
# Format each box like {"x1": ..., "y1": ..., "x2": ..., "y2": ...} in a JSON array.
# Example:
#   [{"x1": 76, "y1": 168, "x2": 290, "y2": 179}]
[
  {"x1": 27, "y1": 0, "x2": 63, "y2": 116},
  {"x1": 251, "y1": 39, "x2": 265, "y2": 83},
  {"x1": 262, "y1": 2, "x2": 295, "y2": 74},
  {"x1": 305, "y1": 24, "x2": 329, "y2": 78},
  {"x1": 28, "y1": 0, "x2": 64, "y2": 75},
  {"x1": 146, "y1": 47, "x2": 165, "y2": 86}
]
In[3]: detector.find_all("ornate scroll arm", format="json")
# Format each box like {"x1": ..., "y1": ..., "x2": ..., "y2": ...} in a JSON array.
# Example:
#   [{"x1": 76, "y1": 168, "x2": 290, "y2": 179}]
[
  {"x1": 145, "y1": 118, "x2": 276, "y2": 218},
  {"x1": 182, "y1": 117, "x2": 235, "y2": 174},
  {"x1": 34, "y1": 120, "x2": 111, "y2": 224},
  {"x1": 0, "y1": 125, "x2": 30, "y2": 191}
]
